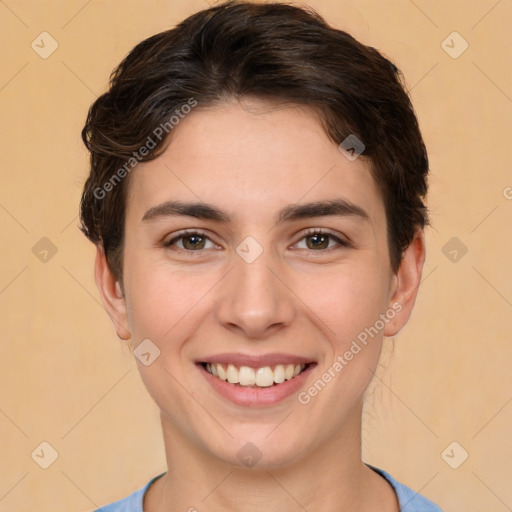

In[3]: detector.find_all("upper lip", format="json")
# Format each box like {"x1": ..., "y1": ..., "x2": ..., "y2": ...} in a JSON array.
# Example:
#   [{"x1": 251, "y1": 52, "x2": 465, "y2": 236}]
[{"x1": 197, "y1": 353, "x2": 316, "y2": 368}]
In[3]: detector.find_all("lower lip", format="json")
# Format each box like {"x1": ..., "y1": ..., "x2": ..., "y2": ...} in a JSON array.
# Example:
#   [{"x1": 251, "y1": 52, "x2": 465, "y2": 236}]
[{"x1": 196, "y1": 363, "x2": 316, "y2": 407}]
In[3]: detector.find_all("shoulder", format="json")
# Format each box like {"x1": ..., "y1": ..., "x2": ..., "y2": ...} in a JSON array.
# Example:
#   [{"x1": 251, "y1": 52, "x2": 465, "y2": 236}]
[
  {"x1": 91, "y1": 472, "x2": 166, "y2": 512},
  {"x1": 366, "y1": 464, "x2": 444, "y2": 512}
]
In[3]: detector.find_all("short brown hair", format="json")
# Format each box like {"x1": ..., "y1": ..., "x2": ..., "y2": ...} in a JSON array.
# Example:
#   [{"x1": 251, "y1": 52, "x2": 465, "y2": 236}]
[{"x1": 80, "y1": 0, "x2": 429, "y2": 285}]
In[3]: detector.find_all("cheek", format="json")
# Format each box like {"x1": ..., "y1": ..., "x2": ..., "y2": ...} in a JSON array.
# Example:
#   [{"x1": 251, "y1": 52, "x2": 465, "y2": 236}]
[
  {"x1": 124, "y1": 259, "x2": 216, "y2": 341},
  {"x1": 301, "y1": 262, "x2": 389, "y2": 343},
  {"x1": 297, "y1": 269, "x2": 388, "y2": 412},
  {"x1": 123, "y1": 265, "x2": 212, "y2": 418}
]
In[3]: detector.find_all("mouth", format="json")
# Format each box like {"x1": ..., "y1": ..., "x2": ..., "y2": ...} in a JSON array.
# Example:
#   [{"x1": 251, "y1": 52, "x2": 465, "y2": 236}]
[
  {"x1": 194, "y1": 352, "x2": 318, "y2": 406},
  {"x1": 199, "y1": 361, "x2": 314, "y2": 388}
]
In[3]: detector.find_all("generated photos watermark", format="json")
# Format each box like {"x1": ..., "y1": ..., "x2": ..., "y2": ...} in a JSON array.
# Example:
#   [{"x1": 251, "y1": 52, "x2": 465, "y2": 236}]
[
  {"x1": 297, "y1": 301, "x2": 402, "y2": 405},
  {"x1": 93, "y1": 97, "x2": 198, "y2": 200}
]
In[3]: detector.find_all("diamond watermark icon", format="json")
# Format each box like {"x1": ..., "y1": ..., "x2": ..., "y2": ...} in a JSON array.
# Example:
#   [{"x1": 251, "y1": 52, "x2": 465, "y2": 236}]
[
  {"x1": 31, "y1": 32, "x2": 59, "y2": 59},
  {"x1": 31, "y1": 441, "x2": 59, "y2": 469},
  {"x1": 32, "y1": 237, "x2": 58, "y2": 263},
  {"x1": 441, "y1": 441, "x2": 469, "y2": 469},
  {"x1": 134, "y1": 338, "x2": 161, "y2": 366},
  {"x1": 441, "y1": 32, "x2": 468, "y2": 59},
  {"x1": 237, "y1": 442, "x2": 262, "y2": 467},
  {"x1": 338, "y1": 134, "x2": 365, "y2": 161},
  {"x1": 442, "y1": 236, "x2": 468, "y2": 263},
  {"x1": 236, "y1": 236, "x2": 263, "y2": 264}
]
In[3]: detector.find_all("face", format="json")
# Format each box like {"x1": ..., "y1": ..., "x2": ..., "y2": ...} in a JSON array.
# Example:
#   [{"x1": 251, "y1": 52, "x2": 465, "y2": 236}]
[{"x1": 96, "y1": 97, "x2": 425, "y2": 469}]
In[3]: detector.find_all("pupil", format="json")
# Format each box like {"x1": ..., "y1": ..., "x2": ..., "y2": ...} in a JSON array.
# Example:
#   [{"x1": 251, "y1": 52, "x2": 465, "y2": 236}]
[
  {"x1": 309, "y1": 234, "x2": 327, "y2": 249},
  {"x1": 185, "y1": 235, "x2": 204, "y2": 250}
]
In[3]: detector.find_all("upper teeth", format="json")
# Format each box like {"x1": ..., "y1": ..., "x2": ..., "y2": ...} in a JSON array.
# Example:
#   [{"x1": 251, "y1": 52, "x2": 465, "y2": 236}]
[{"x1": 205, "y1": 363, "x2": 307, "y2": 387}]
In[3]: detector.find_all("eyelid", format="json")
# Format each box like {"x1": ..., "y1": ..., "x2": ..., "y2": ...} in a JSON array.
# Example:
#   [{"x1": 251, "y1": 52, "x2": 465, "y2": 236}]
[
  {"x1": 164, "y1": 229, "x2": 218, "y2": 249},
  {"x1": 294, "y1": 227, "x2": 350, "y2": 249},
  {"x1": 164, "y1": 228, "x2": 350, "y2": 252}
]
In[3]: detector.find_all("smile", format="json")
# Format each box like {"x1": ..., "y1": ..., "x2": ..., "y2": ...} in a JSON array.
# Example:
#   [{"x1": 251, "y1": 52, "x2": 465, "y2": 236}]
[{"x1": 201, "y1": 362, "x2": 309, "y2": 387}]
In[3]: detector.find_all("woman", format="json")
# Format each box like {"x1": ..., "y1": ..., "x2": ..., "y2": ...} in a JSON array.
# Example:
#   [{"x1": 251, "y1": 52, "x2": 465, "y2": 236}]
[{"x1": 80, "y1": 1, "x2": 442, "y2": 510}]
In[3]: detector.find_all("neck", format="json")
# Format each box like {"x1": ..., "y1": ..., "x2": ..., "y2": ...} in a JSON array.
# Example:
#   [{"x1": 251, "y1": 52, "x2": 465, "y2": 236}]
[{"x1": 145, "y1": 402, "x2": 397, "y2": 512}]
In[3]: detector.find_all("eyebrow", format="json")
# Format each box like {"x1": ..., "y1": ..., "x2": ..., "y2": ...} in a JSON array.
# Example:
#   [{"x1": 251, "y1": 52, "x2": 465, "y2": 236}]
[{"x1": 141, "y1": 198, "x2": 370, "y2": 225}]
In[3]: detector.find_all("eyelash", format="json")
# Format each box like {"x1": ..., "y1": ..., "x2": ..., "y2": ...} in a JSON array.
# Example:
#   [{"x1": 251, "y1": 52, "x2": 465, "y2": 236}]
[
  {"x1": 300, "y1": 228, "x2": 350, "y2": 250},
  {"x1": 164, "y1": 228, "x2": 350, "y2": 254}
]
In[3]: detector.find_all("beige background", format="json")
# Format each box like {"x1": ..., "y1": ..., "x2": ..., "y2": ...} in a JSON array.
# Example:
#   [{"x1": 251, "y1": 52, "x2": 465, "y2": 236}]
[{"x1": 1, "y1": 0, "x2": 511, "y2": 510}]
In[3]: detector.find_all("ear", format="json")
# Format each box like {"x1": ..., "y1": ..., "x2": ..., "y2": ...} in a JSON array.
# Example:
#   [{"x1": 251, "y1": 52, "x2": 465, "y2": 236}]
[
  {"x1": 94, "y1": 244, "x2": 131, "y2": 340},
  {"x1": 383, "y1": 227, "x2": 426, "y2": 337}
]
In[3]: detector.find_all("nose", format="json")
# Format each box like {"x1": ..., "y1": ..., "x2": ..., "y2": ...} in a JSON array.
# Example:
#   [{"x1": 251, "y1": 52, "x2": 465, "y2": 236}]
[{"x1": 214, "y1": 246, "x2": 295, "y2": 339}]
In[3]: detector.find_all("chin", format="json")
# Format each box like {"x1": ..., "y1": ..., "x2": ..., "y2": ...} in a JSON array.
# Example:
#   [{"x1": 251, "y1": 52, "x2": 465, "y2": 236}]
[{"x1": 207, "y1": 435, "x2": 307, "y2": 471}]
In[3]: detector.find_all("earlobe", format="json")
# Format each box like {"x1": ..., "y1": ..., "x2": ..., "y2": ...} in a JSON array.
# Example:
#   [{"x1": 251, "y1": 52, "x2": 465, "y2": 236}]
[
  {"x1": 94, "y1": 244, "x2": 131, "y2": 340},
  {"x1": 383, "y1": 228, "x2": 426, "y2": 337}
]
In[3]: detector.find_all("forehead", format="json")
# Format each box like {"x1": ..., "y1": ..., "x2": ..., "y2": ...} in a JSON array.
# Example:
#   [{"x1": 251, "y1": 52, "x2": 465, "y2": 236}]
[{"x1": 125, "y1": 98, "x2": 385, "y2": 230}]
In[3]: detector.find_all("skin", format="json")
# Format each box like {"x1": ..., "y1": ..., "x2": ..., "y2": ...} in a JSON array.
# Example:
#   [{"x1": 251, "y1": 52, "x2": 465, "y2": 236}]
[{"x1": 95, "y1": 97, "x2": 425, "y2": 512}]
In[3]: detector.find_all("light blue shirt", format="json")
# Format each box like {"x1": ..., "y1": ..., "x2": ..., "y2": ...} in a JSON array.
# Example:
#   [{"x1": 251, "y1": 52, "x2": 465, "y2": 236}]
[{"x1": 93, "y1": 464, "x2": 443, "y2": 511}]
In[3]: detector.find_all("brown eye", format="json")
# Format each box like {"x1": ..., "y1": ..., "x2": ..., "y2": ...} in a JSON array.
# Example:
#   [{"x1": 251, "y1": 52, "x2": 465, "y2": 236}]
[
  {"x1": 295, "y1": 229, "x2": 349, "y2": 251},
  {"x1": 180, "y1": 234, "x2": 206, "y2": 250},
  {"x1": 306, "y1": 232, "x2": 330, "y2": 250},
  {"x1": 165, "y1": 231, "x2": 215, "y2": 251}
]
